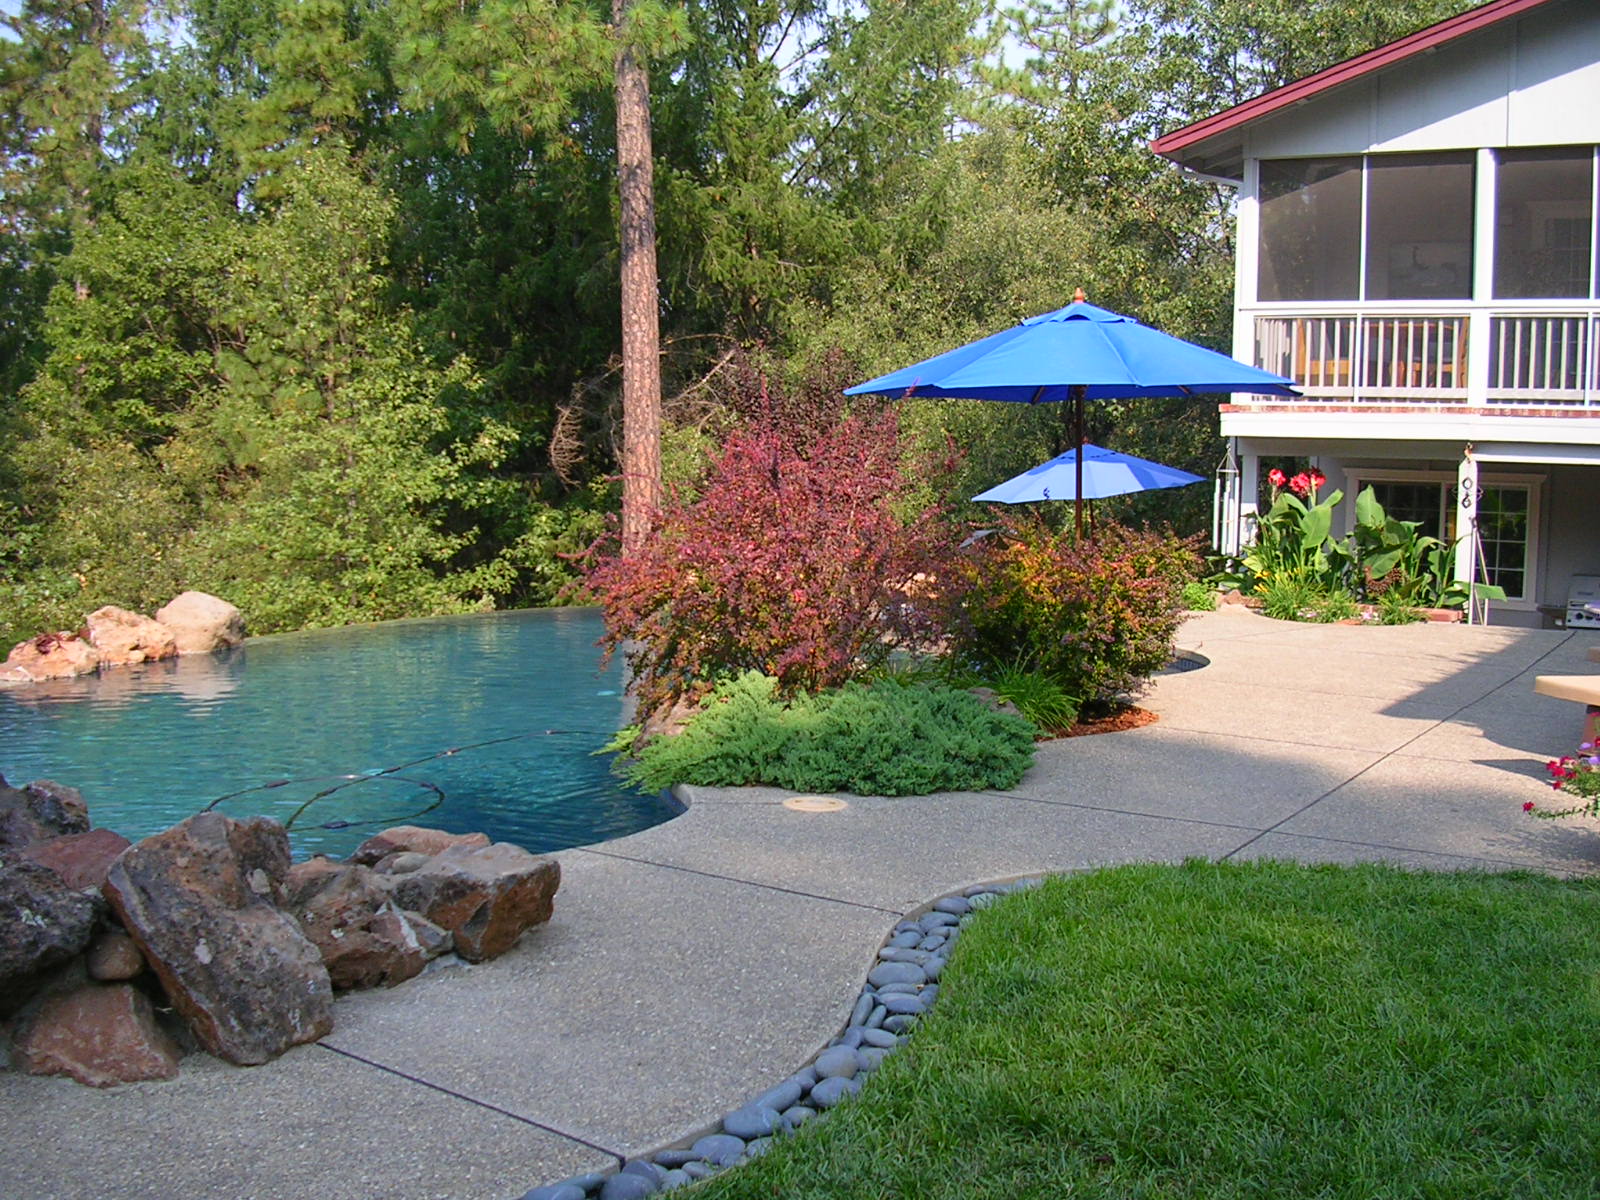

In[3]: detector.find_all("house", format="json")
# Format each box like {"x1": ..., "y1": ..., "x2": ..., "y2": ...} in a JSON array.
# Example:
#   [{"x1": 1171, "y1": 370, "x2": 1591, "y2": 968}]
[{"x1": 1151, "y1": 0, "x2": 1599, "y2": 628}]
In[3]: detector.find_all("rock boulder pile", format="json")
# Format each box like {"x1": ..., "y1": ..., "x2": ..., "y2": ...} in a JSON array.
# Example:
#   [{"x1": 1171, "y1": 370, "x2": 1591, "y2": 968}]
[
  {"x1": 1, "y1": 591, "x2": 244, "y2": 686},
  {"x1": 0, "y1": 782, "x2": 559, "y2": 1087}
]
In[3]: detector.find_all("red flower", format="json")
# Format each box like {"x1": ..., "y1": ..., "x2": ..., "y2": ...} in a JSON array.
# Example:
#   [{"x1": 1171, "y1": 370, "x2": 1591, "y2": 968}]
[
  {"x1": 1524, "y1": 801, "x2": 1536, "y2": 812},
  {"x1": 1268, "y1": 468, "x2": 1287, "y2": 489},
  {"x1": 1288, "y1": 472, "x2": 1311, "y2": 498},
  {"x1": 1309, "y1": 469, "x2": 1326, "y2": 491}
]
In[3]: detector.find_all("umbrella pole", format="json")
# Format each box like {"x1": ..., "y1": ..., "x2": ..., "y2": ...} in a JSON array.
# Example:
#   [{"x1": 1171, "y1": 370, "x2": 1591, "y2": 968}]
[{"x1": 1072, "y1": 384, "x2": 1086, "y2": 539}]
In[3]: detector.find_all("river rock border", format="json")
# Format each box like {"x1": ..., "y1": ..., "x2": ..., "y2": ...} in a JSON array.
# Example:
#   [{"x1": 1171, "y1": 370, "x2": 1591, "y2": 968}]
[{"x1": 519, "y1": 876, "x2": 1045, "y2": 1200}]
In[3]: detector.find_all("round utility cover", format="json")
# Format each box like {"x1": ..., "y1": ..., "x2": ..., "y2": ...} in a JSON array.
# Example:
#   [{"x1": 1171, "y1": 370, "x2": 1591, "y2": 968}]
[{"x1": 783, "y1": 795, "x2": 848, "y2": 813}]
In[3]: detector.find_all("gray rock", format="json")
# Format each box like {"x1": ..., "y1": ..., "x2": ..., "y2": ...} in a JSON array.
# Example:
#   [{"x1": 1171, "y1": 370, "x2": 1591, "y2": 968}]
[
  {"x1": 599, "y1": 1174, "x2": 658, "y2": 1200},
  {"x1": 919, "y1": 911, "x2": 959, "y2": 931},
  {"x1": 877, "y1": 946, "x2": 931, "y2": 965},
  {"x1": 522, "y1": 1185, "x2": 587, "y2": 1200},
  {"x1": 923, "y1": 984, "x2": 939, "y2": 1004},
  {"x1": 660, "y1": 1170, "x2": 690, "y2": 1192},
  {"x1": 780, "y1": 1104, "x2": 816, "y2": 1130},
  {"x1": 858, "y1": 1026, "x2": 899, "y2": 1049},
  {"x1": 883, "y1": 1014, "x2": 917, "y2": 1034},
  {"x1": 917, "y1": 935, "x2": 946, "y2": 952},
  {"x1": 962, "y1": 884, "x2": 993, "y2": 898},
  {"x1": 849, "y1": 991, "x2": 874, "y2": 1027},
  {"x1": 864, "y1": 1003, "x2": 887, "y2": 1029},
  {"x1": 813, "y1": 1045, "x2": 859, "y2": 1079},
  {"x1": 880, "y1": 992, "x2": 928, "y2": 1016},
  {"x1": 690, "y1": 1134, "x2": 745, "y2": 1167},
  {"x1": 723, "y1": 1104, "x2": 780, "y2": 1140},
  {"x1": 556, "y1": 1173, "x2": 607, "y2": 1192},
  {"x1": 746, "y1": 1138, "x2": 772, "y2": 1158},
  {"x1": 0, "y1": 854, "x2": 99, "y2": 1014},
  {"x1": 924, "y1": 956, "x2": 945, "y2": 981},
  {"x1": 620, "y1": 1160, "x2": 667, "y2": 1184},
  {"x1": 887, "y1": 930, "x2": 921, "y2": 948},
  {"x1": 681, "y1": 1163, "x2": 714, "y2": 1180},
  {"x1": 809, "y1": 1075, "x2": 861, "y2": 1109},
  {"x1": 102, "y1": 813, "x2": 332, "y2": 1066},
  {"x1": 840, "y1": 1026, "x2": 865, "y2": 1049},
  {"x1": 0, "y1": 777, "x2": 89, "y2": 850},
  {"x1": 858, "y1": 1047, "x2": 891, "y2": 1072},
  {"x1": 789, "y1": 1066, "x2": 818, "y2": 1089},
  {"x1": 652, "y1": 1150, "x2": 701, "y2": 1169},
  {"x1": 969, "y1": 891, "x2": 1000, "y2": 909},
  {"x1": 876, "y1": 981, "x2": 920, "y2": 996},
  {"x1": 934, "y1": 896, "x2": 971, "y2": 915},
  {"x1": 867, "y1": 961, "x2": 925, "y2": 988},
  {"x1": 753, "y1": 1078, "x2": 804, "y2": 1113}
]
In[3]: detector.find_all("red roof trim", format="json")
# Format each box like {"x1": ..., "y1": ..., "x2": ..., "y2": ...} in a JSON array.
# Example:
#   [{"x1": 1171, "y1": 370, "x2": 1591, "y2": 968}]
[{"x1": 1151, "y1": 0, "x2": 1560, "y2": 159}]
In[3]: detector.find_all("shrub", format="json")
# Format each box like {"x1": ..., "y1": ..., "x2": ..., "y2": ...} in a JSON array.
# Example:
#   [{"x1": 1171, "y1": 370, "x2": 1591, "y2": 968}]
[
  {"x1": 1377, "y1": 588, "x2": 1425, "y2": 625},
  {"x1": 1180, "y1": 580, "x2": 1217, "y2": 611},
  {"x1": 950, "y1": 514, "x2": 1201, "y2": 703},
  {"x1": 1258, "y1": 574, "x2": 1317, "y2": 621},
  {"x1": 620, "y1": 672, "x2": 1037, "y2": 795},
  {"x1": 582, "y1": 364, "x2": 963, "y2": 715},
  {"x1": 1311, "y1": 589, "x2": 1360, "y2": 623}
]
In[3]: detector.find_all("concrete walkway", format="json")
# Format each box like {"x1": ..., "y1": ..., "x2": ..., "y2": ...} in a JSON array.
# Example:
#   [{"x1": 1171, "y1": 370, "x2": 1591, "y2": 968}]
[{"x1": 5, "y1": 609, "x2": 1600, "y2": 1200}]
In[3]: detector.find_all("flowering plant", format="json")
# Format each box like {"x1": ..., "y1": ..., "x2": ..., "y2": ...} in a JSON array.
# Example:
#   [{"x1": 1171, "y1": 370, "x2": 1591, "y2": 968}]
[{"x1": 1525, "y1": 742, "x2": 1600, "y2": 819}]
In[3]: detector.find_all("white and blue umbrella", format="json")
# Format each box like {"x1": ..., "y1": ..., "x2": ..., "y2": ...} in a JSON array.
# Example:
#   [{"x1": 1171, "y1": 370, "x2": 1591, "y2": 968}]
[{"x1": 972, "y1": 443, "x2": 1205, "y2": 504}]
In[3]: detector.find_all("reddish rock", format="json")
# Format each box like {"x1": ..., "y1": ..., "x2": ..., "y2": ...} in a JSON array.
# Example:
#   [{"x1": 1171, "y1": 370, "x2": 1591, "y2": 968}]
[
  {"x1": 10, "y1": 982, "x2": 181, "y2": 1086},
  {"x1": 102, "y1": 813, "x2": 333, "y2": 1065},
  {"x1": 284, "y1": 858, "x2": 452, "y2": 990},
  {"x1": 388, "y1": 843, "x2": 560, "y2": 963},
  {"x1": 84, "y1": 606, "x2": 179, "y2": 666},
  {"x1": 21, "y1": 828, "x2": 131, "y2": 891},
  {"x1": 0, "y1": 776, "x2": 90, "y2": 849},
  {"x1": 153, "y1": 592, "x2": 245, "y2": 654},
  {"x1": 0, "y1": 855, "x2": 99, "y2": 1014},
  {"x1": 85, "y1": 929, "x2": 146, "y2": 981},
  {"x1": 349, "y1": 826, "x2": 491, "y2": 866},
  {"x1": 371, "y1": 850, "x2": 431, "y2": 875},
  {"x1": 4, "y1": 631, "x2": 100, "y2": 681}
]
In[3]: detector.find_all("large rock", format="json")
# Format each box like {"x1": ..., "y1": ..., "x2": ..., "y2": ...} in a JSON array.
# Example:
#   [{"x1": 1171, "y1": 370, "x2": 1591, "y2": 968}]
[
  {"x1": 153, "y1": 592, "x2": 245, "y2": 655},
  {"x1": 10, "y1": 981, "x2": 182, "y2": 1086},
  {"x1": 387, "y1": 843, "x2": 560, "y2": 963},
  {"x1": 0, "y1": 854, "x2": 100, "y2": 1015},
  {"x1": 0, "y1": 776, "x2": 90, "y2": 849},
  {"x1": 284, "y1": 858, "x2": 451, "y2": 990},
  {"x1": 84, "y1": 606, "x2": 178, "y2": 667},
  {"x1": 349, "y1": 825, "x2": 491, "y2": 867},
  {"x1": 102, "y1": 812, "x2": 333, "y2": 1065},
  {"x1": 3, "y1": 631, "x2": 100, "y2": 681},
  {"x1": 21, "y1": 828, "x2": 131, "y2": 891}
]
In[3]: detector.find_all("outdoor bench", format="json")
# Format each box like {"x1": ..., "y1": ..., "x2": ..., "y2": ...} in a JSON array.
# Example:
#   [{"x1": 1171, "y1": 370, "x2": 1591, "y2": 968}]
[{"x1": 1535, "y1": 670, "x2": 1600, "y2": 747}]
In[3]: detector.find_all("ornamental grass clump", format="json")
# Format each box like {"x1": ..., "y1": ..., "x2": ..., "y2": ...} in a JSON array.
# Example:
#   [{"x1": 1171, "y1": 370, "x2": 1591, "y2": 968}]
[{"x1": 619, "y1": 672, "x2": 1036, "y2": 796}]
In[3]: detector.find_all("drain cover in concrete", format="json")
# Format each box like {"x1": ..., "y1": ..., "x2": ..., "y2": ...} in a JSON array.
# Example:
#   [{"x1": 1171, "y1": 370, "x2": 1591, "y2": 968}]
[{"x1": 783, "y1": 795, "x2": 848, "y2": 813}]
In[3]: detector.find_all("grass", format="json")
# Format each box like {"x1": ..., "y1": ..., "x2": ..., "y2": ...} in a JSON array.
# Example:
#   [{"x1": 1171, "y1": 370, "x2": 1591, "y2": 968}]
[{"x1": 693, "y1": 860, "x2": 1600, "y2": 1199}]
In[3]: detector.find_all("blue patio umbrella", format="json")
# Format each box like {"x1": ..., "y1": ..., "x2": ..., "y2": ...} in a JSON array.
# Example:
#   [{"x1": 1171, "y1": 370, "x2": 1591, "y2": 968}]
[
  {"x1": 972, "y1": 443, "x2": 1205, "y2": 504},
  {"x1": 845, "y1": 295, "x2": 1298, "y2": 534}
]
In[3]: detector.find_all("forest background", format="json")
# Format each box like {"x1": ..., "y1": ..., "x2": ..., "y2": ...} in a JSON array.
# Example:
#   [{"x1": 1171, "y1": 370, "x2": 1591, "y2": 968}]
[{"x1": 0, "y1": 0, "x2": 1470, "y2": 646}]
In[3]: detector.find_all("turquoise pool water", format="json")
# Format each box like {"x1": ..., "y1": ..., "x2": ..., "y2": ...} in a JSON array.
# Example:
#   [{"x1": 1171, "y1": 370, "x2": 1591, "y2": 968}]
[{"x1": 0, "y1": 607, "x2": 680, "y2": 858}]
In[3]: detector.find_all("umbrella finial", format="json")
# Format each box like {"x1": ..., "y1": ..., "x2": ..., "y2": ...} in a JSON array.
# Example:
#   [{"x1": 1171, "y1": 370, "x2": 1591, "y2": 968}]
[{"x1": 1073, "y1": 287, "x2": 1086, "y2": 303}]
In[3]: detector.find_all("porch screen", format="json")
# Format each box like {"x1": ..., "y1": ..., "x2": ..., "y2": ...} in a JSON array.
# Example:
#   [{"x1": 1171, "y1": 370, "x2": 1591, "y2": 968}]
[
  {"x1": 1258, "y1": 158, "x2": 1360, "y2": 301},
  {"x1": 1365, "y1": 153, "x2": 1474, "y2": 300},
  {"x1": 1494, "y1": 148, "x2": 1594, "y2": 299}
]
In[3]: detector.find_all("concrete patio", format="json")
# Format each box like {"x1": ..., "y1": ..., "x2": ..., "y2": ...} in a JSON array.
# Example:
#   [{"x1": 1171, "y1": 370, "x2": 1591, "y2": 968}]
[{"x1": 4, "y1": 608, "x2": 1599, "y2": 1200}]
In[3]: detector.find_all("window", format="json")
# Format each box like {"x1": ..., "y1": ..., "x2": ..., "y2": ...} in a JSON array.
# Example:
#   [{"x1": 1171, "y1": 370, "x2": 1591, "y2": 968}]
[
  {"x1": 1258, "y1": 158, "x2": 1361, "y2": 301},
  {"x1": 1365, "y1": 154, "x2": 1475, "y2": 300},
  {"x1": 1494, "y1": 148, "x2": 1595, "y2": 299},
  {"x1": 1347, "y1": 474, "x2": 1539, "y2": 605}
]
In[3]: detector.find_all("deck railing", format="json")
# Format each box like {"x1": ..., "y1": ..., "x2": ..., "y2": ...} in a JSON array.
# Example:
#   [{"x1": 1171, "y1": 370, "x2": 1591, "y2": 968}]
[{"x1": 1251, "y1": 307, "x2": 1600, "y2": 407}]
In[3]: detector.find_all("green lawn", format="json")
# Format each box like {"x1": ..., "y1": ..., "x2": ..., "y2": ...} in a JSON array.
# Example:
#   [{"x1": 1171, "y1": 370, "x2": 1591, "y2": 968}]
[{"x1": 696, "y1": 861, "x2": 1600, "y2": 1199}]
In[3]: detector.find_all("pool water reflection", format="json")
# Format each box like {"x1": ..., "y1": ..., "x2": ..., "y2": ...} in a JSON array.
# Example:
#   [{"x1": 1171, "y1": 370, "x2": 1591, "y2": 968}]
[{"x1": 0, "y1": 608, "x2": 680, "y2": 858}]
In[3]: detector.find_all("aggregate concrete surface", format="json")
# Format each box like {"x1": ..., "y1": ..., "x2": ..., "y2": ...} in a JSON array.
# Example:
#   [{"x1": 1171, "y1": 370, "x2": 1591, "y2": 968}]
[{"x1": 5, "y1": 608, "x2": 1598, "y2": 1199}]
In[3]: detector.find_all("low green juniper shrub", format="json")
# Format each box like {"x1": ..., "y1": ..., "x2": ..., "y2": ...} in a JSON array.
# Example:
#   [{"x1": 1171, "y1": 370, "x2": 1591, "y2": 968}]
[{"x1": 619, "y1": 672, "x2": 1037, "y2": 796}]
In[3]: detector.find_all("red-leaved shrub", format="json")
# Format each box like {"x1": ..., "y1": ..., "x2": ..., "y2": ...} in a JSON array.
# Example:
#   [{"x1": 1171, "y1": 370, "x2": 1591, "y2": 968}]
[{"x1": 583, "y1": 377, "x2": 962, "y2": 715}]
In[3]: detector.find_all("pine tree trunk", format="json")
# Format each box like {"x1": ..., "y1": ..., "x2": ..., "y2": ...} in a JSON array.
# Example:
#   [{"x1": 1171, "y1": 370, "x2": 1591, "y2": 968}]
[{"x1": 613, "y1": 0, "x2": 662, "y2": 556}]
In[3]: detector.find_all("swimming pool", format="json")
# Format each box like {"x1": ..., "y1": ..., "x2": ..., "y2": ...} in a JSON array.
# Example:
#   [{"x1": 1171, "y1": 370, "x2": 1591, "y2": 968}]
[{"x1": 0, "y1": 607, "x2": 681, "y2": 858}]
